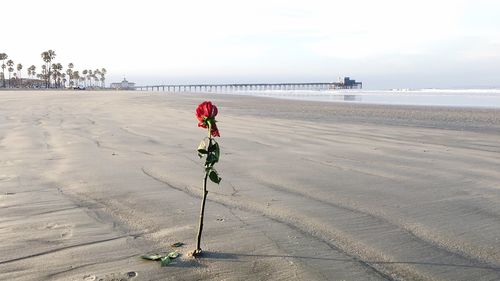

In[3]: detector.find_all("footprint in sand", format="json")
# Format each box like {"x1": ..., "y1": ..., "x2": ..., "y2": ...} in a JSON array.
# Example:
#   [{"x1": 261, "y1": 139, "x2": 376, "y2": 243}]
[
  {"x1": 42, "y1": 223, "x2": 74, "y2": 240},
  {"x1": 60, "y1": 228, "x2": 73, "y2": 238}
]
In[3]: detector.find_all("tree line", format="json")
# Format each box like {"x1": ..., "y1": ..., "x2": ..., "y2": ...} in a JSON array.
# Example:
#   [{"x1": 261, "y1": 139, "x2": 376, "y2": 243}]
[{"x1": 0, "y1": 50, "x2": 107, "y2": 89}]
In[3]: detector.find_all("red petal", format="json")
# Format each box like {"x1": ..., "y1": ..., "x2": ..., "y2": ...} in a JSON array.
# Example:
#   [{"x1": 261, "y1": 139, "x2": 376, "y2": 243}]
[
  {"x1": 196, "y1": 101, "x2": 219, "y2": 131},
  {"x1": 210, "y1": 123, "x2": 220, "y2": 137}
]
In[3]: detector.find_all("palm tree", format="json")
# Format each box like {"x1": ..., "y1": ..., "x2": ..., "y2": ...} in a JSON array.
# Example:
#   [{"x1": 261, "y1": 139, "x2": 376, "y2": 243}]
[
  {"x1": 100, "y1": 68, "x2": 107, "y2": 87},
  {"x1": 87, "y1": 69, "x2": 93, "y2": 87},
  {"x1": 16, "y1": 63, "x2": 22, "y2": 87},
  {"x1": 94, "y1": 73, "x2": 99, "y2": 87},
  {"x1": 41, "y1": 64, "x2": 47, "y2": 86},
  {"x1": 51, "y1": 63, "x2": 63, "y2": 88},
  {"x1": 27, "y1": 65, "x2": 34, "y2": 87},
  {"x1": 67, "y1": 63, "x2": 74, "y2": 88},
  {"x1": 31, "y1": 65, "x2": 37, "y2": 88},
  {"x1": 0, "y1": 53, "x2": 7, "y2": 87},
  {"x1": 41, "y1": 50, "x2": 56, "y2": 88},
  {"x1": 6, "y1": 59, "x2": 14, "y2": 87},
  {"x1": 51, "y1": 69, "x2": 58, "y2": 88},
  {"x1": 57, "y1": 63, "x2": 63, "y2": 88},
  {"x1": 41, "y1": 52, "x2": 48, "y2": 87},
  {"x1": 8, "y1": 67, "x2": 14, "y2": 88},
  {"x1": 61, "y1": 73, "x2": 67, "y2": 88},
  {"x1": 82, "y1": 70, "x2": 88, "y2": 87},
  {"x1": 93, "y1": 69, "x2": 100, "y2": 87},
  {"x1": 73, "y1": 71, "x2": 80, "y2": 87},
  {"x1": 29, "y1": 65, "x2": 36, "y2": 79},
  {"x1": 66, "y1": 68, "x2": 73, "y2": 88}
]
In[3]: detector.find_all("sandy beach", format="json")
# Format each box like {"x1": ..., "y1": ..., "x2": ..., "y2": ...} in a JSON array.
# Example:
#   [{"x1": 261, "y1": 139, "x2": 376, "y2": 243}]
[{"x1": 1, "y1": 90, "x2": 500, "y2": 281}]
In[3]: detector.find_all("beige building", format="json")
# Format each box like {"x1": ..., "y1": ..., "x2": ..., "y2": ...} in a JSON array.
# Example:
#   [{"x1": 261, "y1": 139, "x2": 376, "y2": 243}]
[{"x1": 110, "y1": 78, "x2": 135, "y2": 90}]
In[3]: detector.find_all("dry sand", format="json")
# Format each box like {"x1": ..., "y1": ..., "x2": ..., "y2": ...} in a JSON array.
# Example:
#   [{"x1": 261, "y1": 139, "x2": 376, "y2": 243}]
[{"x1": 1, "y1": 90, "x2": 500, "y2": 281}]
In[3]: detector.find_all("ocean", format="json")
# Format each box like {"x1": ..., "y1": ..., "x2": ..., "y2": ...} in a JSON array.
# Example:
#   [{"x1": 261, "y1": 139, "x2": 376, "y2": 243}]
[{"x1": 222, "y1": 89, "x2": 500, "y2": 108}]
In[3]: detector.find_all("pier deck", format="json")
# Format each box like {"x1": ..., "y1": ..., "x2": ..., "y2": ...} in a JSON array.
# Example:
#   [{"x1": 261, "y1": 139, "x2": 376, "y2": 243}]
[{"x1": 134, "y1": 82, "x2": 362, "y2": 92}]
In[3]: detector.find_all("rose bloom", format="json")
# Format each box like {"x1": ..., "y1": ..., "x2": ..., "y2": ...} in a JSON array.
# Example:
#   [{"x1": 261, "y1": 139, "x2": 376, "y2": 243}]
[{"x1": 196, "y1": 101, "x2": 220, "y2": 137}]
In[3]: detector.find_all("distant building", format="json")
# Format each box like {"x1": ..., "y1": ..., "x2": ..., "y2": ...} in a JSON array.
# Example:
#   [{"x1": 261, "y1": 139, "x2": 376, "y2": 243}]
[
  {"x1": 110, "y1": 78, "x2": 136, "y2": 90},
  {"x1": 332, "y1": 77, "x2": 362, "y2": 89}
]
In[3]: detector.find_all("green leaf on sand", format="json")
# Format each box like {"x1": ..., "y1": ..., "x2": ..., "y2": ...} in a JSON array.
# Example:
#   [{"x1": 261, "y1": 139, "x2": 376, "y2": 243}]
[
  {"x1": 160, "y1": 252, "x2": 179, "y2": 266},
  {"x1": 168, "y1": 252, "x2": 179, "y2": 258},
  {"x1": 141, "y1": 254, "x2": 162, "y2": 261},
  {"x1": 142, "y1": 251, "x2": 180, "y2": 267},
  {"x1": 160, "y1": 256, "x2": 172, "y2": 266}
]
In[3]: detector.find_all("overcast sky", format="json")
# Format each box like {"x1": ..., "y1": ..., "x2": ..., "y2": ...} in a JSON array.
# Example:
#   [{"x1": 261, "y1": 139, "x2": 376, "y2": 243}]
[{"x1": 2, "y1": 0, "x2": 499, "y2": 89}]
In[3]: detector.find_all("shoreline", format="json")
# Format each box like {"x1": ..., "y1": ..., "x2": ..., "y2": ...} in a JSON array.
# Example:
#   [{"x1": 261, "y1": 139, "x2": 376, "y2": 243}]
[
  {"x1": 1, "y1": 91, "x2": 500, "y2": 280},
  {"x1": 4, "y1": 87, "x2": 500, "y2": 109},
  {"x1": 216, "y1": 89, "x2": 500, "y2": 110},
  {"x1": 204, "y1": 91, "x2": 500, "y2": 134}
]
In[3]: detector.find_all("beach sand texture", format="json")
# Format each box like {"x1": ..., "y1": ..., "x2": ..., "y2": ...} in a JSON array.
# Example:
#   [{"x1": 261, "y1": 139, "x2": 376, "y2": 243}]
[{"x1": 1, "y1": 91, "x2": 500, "y2": 281}]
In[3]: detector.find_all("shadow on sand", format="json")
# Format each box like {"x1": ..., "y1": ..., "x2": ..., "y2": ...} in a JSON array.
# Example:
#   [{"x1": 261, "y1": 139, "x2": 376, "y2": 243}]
[{"x1": 198, "y1": 251, "x2": 500, "y2": 272}]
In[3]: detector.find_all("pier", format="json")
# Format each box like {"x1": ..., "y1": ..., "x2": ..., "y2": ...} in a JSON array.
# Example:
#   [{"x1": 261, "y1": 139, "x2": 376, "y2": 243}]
[{"x1": 134, "y1": 78, "x2": 362, "y2": 92}]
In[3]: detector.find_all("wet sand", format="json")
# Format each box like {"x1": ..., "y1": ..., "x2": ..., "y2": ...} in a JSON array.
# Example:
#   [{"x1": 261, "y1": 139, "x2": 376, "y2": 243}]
[{"x1": 1, "y1": 90, "x2": 500, "y2": 281}]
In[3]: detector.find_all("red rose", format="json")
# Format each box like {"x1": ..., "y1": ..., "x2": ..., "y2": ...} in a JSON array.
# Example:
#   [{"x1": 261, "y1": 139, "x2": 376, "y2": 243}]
[{"x1": 196, "y1": 101, "x2": 220, "y2": 137}]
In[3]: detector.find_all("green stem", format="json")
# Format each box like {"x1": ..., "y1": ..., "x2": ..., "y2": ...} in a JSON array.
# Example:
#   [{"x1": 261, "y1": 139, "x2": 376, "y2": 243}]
[
  {"x1": 195, "y1": 121, "x2": 213, "y2": 254},
  {"x1": 195, "y1": 170, "x2": 209, "y2": 253}
]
